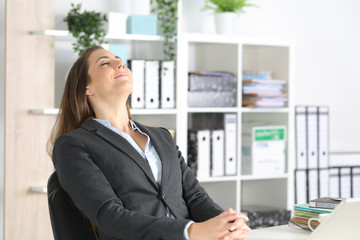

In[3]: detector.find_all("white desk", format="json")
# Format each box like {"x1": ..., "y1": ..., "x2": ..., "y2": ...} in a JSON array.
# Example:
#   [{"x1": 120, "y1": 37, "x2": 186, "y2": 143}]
[{"x1": 247, "y1": 225, "x2": 311, "y2": 240}]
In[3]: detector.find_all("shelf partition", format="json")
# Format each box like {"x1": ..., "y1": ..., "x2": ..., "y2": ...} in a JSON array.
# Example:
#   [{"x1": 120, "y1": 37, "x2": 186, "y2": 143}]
[{"x1": 31, "y1": 29, "x2": 164, "y2": 42}]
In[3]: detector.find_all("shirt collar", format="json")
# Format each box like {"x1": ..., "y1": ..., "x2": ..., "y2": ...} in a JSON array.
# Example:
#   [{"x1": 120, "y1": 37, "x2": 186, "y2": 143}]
[{"x1": 94, "y1": 118, "x2": 138, "y2": 131}]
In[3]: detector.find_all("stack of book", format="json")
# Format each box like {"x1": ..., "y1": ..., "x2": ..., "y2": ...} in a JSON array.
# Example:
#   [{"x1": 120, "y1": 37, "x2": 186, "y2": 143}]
[
  {"x1": 309, "y1": 197, "x2": 343, "y2": 209},
  {"x1": 242, "y1": 72, "x2": 287, "y2": 108},
  {"x1": 289, "y1": 198, "x2": 340, "y2": 230}
]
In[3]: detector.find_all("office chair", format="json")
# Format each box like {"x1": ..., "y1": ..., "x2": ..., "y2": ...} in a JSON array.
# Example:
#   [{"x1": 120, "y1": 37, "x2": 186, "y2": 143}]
[{"x1": 47, "y1": 172, "x2": 97, "y2": 240}]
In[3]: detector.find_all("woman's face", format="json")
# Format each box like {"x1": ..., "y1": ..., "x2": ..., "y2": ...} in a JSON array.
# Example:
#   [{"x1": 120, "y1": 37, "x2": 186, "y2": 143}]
[{"x1": 86, "y1": 48, "x2": 133, "y2": 103}]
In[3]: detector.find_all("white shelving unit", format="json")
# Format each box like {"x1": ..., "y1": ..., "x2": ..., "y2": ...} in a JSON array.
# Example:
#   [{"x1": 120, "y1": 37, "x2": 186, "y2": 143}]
[
  {"x1": 31, "y1": 1, "x2": 295, "y2": 214},
  {"x1": 177, "y1": 33, "x2": 295, "y2": 212}
]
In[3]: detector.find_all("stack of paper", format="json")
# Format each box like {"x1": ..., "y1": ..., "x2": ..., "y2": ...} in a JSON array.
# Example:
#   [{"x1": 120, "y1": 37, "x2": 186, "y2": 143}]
[
  {"x1": 188, "y1": 71, "x2": 237, "y2": 107},
  {"x1": 242, "y1": 72, "x2": 288, "y2": 108}
]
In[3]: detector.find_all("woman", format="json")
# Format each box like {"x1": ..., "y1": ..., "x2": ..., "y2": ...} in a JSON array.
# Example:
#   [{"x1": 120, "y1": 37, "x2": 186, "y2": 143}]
[{"x1": 48, "y1": 45, "x2": 251, "y2": 240}]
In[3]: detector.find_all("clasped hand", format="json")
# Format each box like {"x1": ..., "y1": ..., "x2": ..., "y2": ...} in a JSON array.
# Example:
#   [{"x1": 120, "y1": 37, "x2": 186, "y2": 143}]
[{"x1": 188, "y1": 208, "x2": 251, "y2": 240}]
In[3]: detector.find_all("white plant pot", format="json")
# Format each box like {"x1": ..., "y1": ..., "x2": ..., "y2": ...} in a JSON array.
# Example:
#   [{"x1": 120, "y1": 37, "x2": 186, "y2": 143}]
[{"x1": 214, "y1": 12, "x2": 237, "y2": 35}]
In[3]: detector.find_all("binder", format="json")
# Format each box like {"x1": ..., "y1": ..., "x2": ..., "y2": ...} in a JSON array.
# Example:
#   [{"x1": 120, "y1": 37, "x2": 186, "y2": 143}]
[
  {"x1": 308, "y1": 169, "x2": 319, "y2": 200},
  {"x1": 224, "y1": 114, "x2": 237, "y2": 176},
  {"x1": 295, "y1": 106, "x2": 307, "y2": 169},
  {"x1": 196, "y1": 130, "x2": 211, "y2": 179},
  {"x1": 329, "y1": 168, "x2": 340, "y2": 198},
  {"x1": 145, "y1": 60, "x2": 160, "y2": 108},
  {"x1": 307, "y1": 106, "x2": 318, "y2": 169},
  {"x1": 319, "y1": 169, "x2": 329, "y2": 197},
  {"x1": 187, "y1": 130, "x2": 198, "y2": 176},
  {"x1": 340, "y1": 168, "x2": 351, "y2": 198},
  {"x1": 318, "y1": 106, "x2": 329, "y2": 169},
  {"x1": 128, "y1": 59, "x2": 145, "y2": 108},
  {"x1": 160, "y1": 60, "x2": 175, "y2": 108},
  {"x1": 211, "y1": 130, "x2": 224, "y2": 177},
  {"x1": 295, "y1": 169, "x2": 307, "y2": 204},
  {"x1": 353, "y1": 167, "x2": 360, "y2": 198}
]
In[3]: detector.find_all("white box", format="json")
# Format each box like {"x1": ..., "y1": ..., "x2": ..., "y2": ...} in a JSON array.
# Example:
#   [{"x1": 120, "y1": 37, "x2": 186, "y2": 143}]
[
  {"x1": 243, "y1": 125, "x2": 286, "y2": 176},
  {"x1": 107, "y1": 12, "x2": 127, "y2": 35}
]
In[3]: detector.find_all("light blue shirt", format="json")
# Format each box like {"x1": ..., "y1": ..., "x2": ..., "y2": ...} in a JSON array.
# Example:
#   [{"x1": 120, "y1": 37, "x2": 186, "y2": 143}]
[{"x1": 94, "y1": 119, "x2": 192, "y2": 240}]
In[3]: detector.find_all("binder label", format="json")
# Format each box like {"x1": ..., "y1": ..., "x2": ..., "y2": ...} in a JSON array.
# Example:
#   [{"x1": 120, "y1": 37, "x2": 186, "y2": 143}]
[{"x1": 254, "y1": 128, "x2": 285, "y2": 141}]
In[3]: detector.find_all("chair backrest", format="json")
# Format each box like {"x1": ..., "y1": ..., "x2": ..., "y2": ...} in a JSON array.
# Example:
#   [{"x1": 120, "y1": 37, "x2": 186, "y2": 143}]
[{"x1": 47, "y1": 172, "x2": 97, "y2": 240}]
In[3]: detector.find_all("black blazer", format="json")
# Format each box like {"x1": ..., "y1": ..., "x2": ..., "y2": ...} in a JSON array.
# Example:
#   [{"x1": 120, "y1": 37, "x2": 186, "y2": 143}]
[{"x1": 53, "y1": 119, "x2": 223, "y2": 240}]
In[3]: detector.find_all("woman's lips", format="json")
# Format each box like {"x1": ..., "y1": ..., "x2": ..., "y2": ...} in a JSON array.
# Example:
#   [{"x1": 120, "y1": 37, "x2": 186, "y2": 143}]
[{"x1": 115, "y1": 73, "x2": 128, "y2": 79}]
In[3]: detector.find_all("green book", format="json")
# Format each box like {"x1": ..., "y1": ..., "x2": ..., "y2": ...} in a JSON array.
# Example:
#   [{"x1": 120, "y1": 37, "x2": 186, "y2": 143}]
[
  {"x1": 294, "y1": 210, "x2": 319, "y2": 218},
  {"x1": 293, "y1": 203, "x2": 333, "y2": 214}
]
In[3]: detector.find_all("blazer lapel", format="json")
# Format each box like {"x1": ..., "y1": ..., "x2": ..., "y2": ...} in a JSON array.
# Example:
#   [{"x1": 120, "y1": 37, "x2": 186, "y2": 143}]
[
  {"x1": 81, "y1": 119, "x2": 158, "y2": 189},
  {"x1": 135, "y1": 122, "x2": 171, "y2": 189}
]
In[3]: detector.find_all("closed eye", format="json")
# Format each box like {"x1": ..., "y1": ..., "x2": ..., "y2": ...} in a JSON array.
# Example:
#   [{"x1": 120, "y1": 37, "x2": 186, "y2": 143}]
[{"x1": 100, "y1": 62, "x2": 109, "y2": 66}]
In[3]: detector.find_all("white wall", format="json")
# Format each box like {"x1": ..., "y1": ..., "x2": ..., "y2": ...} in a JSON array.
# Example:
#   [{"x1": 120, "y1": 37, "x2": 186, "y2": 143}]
[
  {"x1": 54, "y1": 0, "x2": 360, "y2": 151},
  {"x1": 183, "y1": 0, "x2": 360, "y2": 152}
]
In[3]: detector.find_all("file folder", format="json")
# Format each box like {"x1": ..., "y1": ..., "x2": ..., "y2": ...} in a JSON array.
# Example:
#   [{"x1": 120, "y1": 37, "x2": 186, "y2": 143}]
[
  {"x1": 319, "y1": 169, "x2": 329, "y2": 197},
  {"x1": 160, "y1": 60, "x2": 175, "y2": 108},
  {"x1": 187, "y1": 130, "x2": 198, "y2": 176},
  {"x1": 353, "y1": 167, "x2": 360, "y2": 198},
  {"x1": 318, "y1": 106, "x2": 329, "y2": 169},
  {"x1": 329, "y1": 168, "x2": 340, "y2": 198},
  {"x1": 295, "y1": 106, "x2": 307, "y2": 169},
  {"x1": 308, "y1": 169, "x2": 319, "y2": 200},
  {"x1": 196, "y1": 130, "x2": 211, "y2": 179},
  {"x1": 224, "y1": 114, "x2": 237, "y2": 176},
  {"x1": 295, "y1": 169, "x2": 307, "y2": 204},
  {"x1": 128, "y1": 59, "x2": 145, "y2": 108},
  {"x1": 145, "y1": 60, "x2": 160, "y2": 108},
  {"x1": 307, "y1": 106, "x2": 318, "y2": 169},
  {"x1": 211, "y1": 130, "x2": 224, "y2": 177},
  {"x1": 340, "y1": 167, "x2": 351, "y2": 198}
]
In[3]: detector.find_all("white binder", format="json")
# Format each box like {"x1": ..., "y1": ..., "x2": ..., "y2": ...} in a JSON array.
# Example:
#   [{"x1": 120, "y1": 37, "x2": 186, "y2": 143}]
[
  {"x1": 353, "y1": 168, "x2": 360, "y2": 198},
  {"x1": 318, "y1": 106, "x2": 329, "y2": 169},
  {"x1": 145, "y1": 60, "x2": 160, "y2": 109},
  {"x1": 319, "y1": 169, "x2": 329, "y2": 197},
  {"x1": 340, "y1": 168, "x2": 351, "y2": 198},
  {"x1": 329, "y1": 168, "x2": 340, "y2": 198},
  {"x1": 211, "y1": 130, "x2": 224, "y2": 177},
  {"x1": 196, "y1": 130, "x2": 211, "y2": 179},
  {"x1": 128, "y1": 59, "x2": 145, "y2": 108},
  {"x1": 160, "y1": 61, "x2": 175, "y2": 108},
  {"x1": 224, "y1": 114, "x2": 237, "y2": 176},
  {"x1": 308, "y1": 169, "x2": 318, "y2": 200},
  {"x1": 295, "y1": 169, "x2": 307, "y2": 204},
  {"x1": 307, "y1": 106, "x2": 318, "y2": 169},
  {"x1": 295, "y1": 106, "x2": 307, "y2": 169}
]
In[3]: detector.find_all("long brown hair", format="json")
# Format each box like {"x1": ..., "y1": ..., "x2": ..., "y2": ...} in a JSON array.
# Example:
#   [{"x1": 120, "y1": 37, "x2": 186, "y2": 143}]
[
  {"x1": 47, "y1": 45, "x2": 131, "y2": 157},
  {"x1": 48, "y1": 45, "x2": 131, "y2": 239}
]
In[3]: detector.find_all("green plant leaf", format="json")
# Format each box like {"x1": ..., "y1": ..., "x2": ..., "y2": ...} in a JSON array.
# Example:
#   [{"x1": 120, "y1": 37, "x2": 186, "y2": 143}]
[
  {"x1": 151, "y1": 0, "x2": 178, "y2": 61},
  {"x1": 64, "y1": 3, "x2": 108, "y2": 55}
]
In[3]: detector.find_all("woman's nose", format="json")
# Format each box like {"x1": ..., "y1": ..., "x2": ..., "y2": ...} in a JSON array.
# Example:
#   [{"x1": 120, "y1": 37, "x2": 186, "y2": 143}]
[{"x1": 117, "y1": 61, "x2": 125, "y2": 69}]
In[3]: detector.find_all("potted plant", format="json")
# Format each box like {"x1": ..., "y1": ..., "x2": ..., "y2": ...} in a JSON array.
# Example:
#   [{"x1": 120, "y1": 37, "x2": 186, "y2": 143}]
[
  {"x1": 64, "y1": 3, "x2": 108, "y2": 55},
  {"x1": 150, "y1": 0, "x2": 178, "y2": 61},
  {"x1": 202, "y1": 0, "x2": 257, "y2": 35}
]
